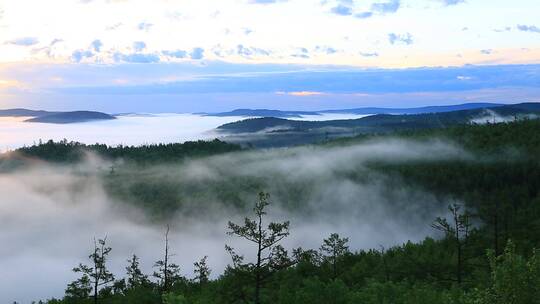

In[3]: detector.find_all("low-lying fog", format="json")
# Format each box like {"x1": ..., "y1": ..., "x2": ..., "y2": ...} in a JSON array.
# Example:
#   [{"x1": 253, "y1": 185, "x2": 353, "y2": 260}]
[
  {"x1": 0, "y1": 113, "x2": 369, "y2": 151},
  {"x1": 0, "y1": 137, "x2": 470, "y2": 303}
]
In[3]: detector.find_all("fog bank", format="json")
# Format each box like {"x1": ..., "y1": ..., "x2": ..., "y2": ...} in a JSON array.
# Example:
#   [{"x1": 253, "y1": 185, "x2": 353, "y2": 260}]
[{"x1": 0, "y1": 138, "x2": 470, "y2": 303}]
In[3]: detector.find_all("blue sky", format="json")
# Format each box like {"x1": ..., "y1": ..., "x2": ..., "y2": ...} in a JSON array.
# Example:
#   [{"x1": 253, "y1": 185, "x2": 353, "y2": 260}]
[{"x1": 0, "y1": 0, "x2": 539, "y2": 111}]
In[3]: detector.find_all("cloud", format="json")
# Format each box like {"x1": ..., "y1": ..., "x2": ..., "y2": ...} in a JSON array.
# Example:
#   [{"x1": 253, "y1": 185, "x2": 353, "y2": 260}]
[
  {"x1": 315, "y1": 46, "x2": 338, "y2": 54},
  {"x1": 50, "y1": 39, "x2": 64, "y2": 46},
  {"x1": 5, "y1": 37, "x2": 39, "y2": 46},
  {"x1": 71, "y1": 50, "x2": 94, "y2": 62},
  {"x1": 91, "y1": 39, "x2": 103, "y2": 52},
  {"x1": 190, "y1": 47, "x2": 205, "y2": 60},
  {"x1": 162, "y1": 50, "x2": 188, "y2": 59},
  {"x1": 359, "y1": 52, "x2": 379, "y2": 57},
  {"x1": 493, "y1": 27, "x2": 511, "y2": 33},
  {"x1": 42, "y1": 63, "x2": 540, "y2": 98},
  {"x1": 388, "y1": 33, "x2": 413, "y2": 45},
  {"x1": 106, "y1": 23, "x2": 122, "y2": 30},
  {"x1": 113, "y1": 53, "x2": 160, "y2": 63},
  {"x1": 248, "y1": 0, "x2": 287, "y2": 4},
  {"x1": 371, "y1": 0, "x2": 400, "y2": 14},
  {"x1": 324, "y1": 47, "x2": 337, "y2": 54},
  {"x1": 292, "y1": 53, "x2": 309, "y2": 59},
  {"x1": 330, "y1": 4, "x2": 353, "y2": 16},
  {"x1": 517, "y1": 24, "x2": 540, "y2": 33},
  {"x1": 137, "y1": 22, "x2": 153, "y2": 31},
  {"x1": 278, "y1": 91, "x2": 326, "y2": 96},
  {"x1": 355, "y1": 11, "x2": 373, "y2": 19},
  {"x1": 441, "y1": 0, "x2": 465, "y2": 5},
  {"x1": 133, "y1": 41, "x2": 146, "y2": 52},
  {"x1": 480, "y1": 49, "x2": 493, "y2": 55},
  {"x1": 0, "y1": 79, "x2": 20, "y2": 89},
  {"x1": 237, "y1": 45, "x2": 271, "y2": 58}
]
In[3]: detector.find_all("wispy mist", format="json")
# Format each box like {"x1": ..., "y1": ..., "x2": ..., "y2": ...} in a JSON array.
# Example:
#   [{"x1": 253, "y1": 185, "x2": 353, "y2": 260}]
[{"x1": 0, "y1": 138, "x2": 470, "y2": 303}]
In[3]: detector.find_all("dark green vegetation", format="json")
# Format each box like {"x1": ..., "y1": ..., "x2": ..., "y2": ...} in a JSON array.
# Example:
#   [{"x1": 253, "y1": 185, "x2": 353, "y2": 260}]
[
  {"x1": 217, "y1": 103, "x2": 540, "y2": 147},
  {"x1": 5, "y1": 118, "x2": 540, "y2": 303},
  {"x1": 2, "y1": 139, "x2": 241, "y2": 165}
]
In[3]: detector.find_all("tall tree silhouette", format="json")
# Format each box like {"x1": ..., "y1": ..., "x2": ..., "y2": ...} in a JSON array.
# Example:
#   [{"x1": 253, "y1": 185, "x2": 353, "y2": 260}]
[
  {"x1": 193, "y1": 256, "x2": 211, "y2": 284},
  {"x1": 226, "y1": 192, "x2": 297, "y2": 304},
  {"x1": 432, "y1": 203, "x2": 471, "y2": 284},
  {"x1": 126, "y1": 254, "x2": 150, "y2": 289},
  {"x1": 320, "y1": 233, "x2": 349, "y2": 279},
  {"x1": 154, "y1": 225, "x2": 181, "y2": 293},
  {"x1": 68, "y1": 237, "x2": 115, "y2": 304}
]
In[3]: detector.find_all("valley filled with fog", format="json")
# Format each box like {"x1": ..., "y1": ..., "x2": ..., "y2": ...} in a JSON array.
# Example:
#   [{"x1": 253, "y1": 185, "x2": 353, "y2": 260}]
[
  {"x1": 0, "y1": 135, "x2": 464, "y2": 302},
  {"x1": 0, "y1": 113, "x2": 368, "y2": 151}
]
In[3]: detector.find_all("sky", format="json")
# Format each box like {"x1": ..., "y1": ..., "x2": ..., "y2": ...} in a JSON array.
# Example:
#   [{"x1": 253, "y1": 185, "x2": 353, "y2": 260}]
[{"x1": 0, "y1": 0, "x2": 539, "y2": 112}]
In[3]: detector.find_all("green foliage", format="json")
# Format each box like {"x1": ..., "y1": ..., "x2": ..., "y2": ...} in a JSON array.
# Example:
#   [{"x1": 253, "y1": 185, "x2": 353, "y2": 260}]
[
  {"x1": 482, "y1": 242, "x2": 540, "y2": 304},
  {"x1": 24, "y1": 120, "x2": 540, "y2": 304},
  {"x1": 6, "y1": 138, "x2": 241, "y2": 165},
  {"x1": 162, "y1": 293, "x2": 187, "y2": 304}
]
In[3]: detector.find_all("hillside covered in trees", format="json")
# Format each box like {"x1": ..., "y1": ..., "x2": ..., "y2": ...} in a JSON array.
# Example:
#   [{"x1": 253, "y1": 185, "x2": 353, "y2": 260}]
[{"x1": 3, "y1": 119, "x2": 540, "y2": 303}]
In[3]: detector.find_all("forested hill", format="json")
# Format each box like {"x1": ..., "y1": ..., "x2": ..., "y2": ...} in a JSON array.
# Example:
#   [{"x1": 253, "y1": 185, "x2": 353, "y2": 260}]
[
  {"x1": 203, "y1": 102, "x2": 504, "y2": 117},
  {"x1": 1, "y1": 139, "x2": 241, "y2": 166},
  {"x1": 214, "y1": 103, "x2": 540, "y2": 148},
  {"x1": 217, "y1": 103, "x2": 540, "y2": 134},
  {"x1": 328, "y1": 116, "x2": 540, "y2": 157},
  {"x1": 25, "y1": 111, "x2": 116, "y2": 124},
  {"x1": 30, "y1": 119, "x2": 540, "y2": 304}
]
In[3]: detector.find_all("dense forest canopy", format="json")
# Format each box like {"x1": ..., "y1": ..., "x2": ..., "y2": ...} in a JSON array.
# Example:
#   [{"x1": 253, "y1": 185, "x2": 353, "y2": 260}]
[{"x1": 3, "y1": 119, "x2": 540, "y2": 303}]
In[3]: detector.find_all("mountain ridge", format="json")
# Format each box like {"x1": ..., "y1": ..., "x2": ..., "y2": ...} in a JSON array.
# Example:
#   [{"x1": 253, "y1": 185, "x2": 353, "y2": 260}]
[
  {"x1": 204, "y1": 102, "x2": 505, "y2": 118},
  {"x1": 25, "y1": 111, "x2": 116, "y2": 124}
]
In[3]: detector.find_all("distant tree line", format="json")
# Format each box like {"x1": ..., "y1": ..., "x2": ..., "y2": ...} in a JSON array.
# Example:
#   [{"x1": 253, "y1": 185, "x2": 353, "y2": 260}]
[{"x1": 8, "y1": 139, "x2": 241, "y2": 165}]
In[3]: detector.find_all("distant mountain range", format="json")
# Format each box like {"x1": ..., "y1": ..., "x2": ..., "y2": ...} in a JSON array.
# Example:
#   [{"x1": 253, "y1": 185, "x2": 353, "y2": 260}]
[
  {"x1": 0, "y1": 109, "x2": 116, "y2": 124},
  {"x1": 202, "y1": 108, "x2": 319, "y2": 118},
  {"x1": 205, "y1": 103, "x2": 504, "y2": 118},
  {"x1": 216, "y1": 103, "x2": 540, "y2": 147}
]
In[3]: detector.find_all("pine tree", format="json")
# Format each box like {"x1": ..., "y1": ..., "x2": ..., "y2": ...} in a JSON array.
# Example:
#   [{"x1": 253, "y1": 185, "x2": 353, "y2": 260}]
[
  {"x1": 68, "y1": 237, "x2": 115, "y2": 304},
  {"x1": 126, "y1": 254, "x2": 150, "y2": 289},
  {"x1": 320, "y1": 233, "x2": 349, "y2": 279},
  {"x1": 226, "y1": 192, "x2": 298, "y2": 304},
  {"x1": 193, "y1": 256, "x2": 211, "y2": 284}
]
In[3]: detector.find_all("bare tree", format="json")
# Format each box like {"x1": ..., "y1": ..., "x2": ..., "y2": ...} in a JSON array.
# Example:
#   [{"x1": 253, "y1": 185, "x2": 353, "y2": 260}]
[
  {"x1": 153, "y1": 225, "x2": 181, "y2": 293},
  {"x1": 320, "y1": 233, "x2": 349, "y2": 279},
  {"x1": 69, "y1": 237, "x2": 115, "y2": 304},
  {"x1": 432, "y1": 203, "x2": 471, "y2": 284},
  {"x1": 226, "y1": 192, "x2": 298, "y2": 304}
]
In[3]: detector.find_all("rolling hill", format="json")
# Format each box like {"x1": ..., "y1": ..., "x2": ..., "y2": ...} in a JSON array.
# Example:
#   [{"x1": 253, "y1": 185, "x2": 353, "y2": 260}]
[
  {"x1": 25, "y1": 111, "x2": 116, "y2": 124},
  {"x1": 0, "y1": 108, "x2": 57, "y2": 117},
  {"x1": 204, "y1": 102, "x2": 504, "y2": 118},
  {"x1": 216, "y1": 103, "x2": 540, "y2": 147}
]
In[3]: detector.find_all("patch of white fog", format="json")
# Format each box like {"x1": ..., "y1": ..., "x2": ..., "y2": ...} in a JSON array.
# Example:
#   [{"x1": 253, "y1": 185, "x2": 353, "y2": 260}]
[
  {"x1": 0, "y1": 113, "x2": 371, "y2": 151},
  {"x1": 0, "y1": 137, "x2": 471, "y2": 303},
  {"x1": 470, "y1": 109, "x2": 538, "y2": 124}
]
